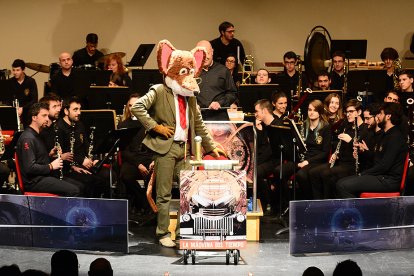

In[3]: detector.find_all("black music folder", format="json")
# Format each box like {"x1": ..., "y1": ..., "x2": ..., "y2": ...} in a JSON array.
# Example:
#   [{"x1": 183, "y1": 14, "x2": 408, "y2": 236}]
[
  {"x1": 238, "y1": 84, "x2": 279, "y2": 113},
  {"x1": 129, "y1": 44, "x2": 155, "y2": 67},
  {"x1": 331, "y1": 40, "x2": 367, "y2": 59}
]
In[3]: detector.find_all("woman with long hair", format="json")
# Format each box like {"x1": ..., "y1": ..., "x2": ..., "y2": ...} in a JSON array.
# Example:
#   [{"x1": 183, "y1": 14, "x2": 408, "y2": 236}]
[
  {"x1": 104, "y1": 53, "x2": 131, "y2": 87},
  {"x1": 323, "y1": 93, "x2": 343, "y2": 125},
  {"x1": 295, "y1": 99, "x2": 331, "y2": 199}
]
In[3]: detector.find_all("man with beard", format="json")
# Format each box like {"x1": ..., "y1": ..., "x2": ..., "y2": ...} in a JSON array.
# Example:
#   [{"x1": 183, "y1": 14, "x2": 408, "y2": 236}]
[
  {"x1": 336, "y1": 102, "x2": 407, "y2": 198},
  {"x1": 56, "y1": 97, "x2": 108, "y2": 198},
  {"x1": 330, "y1": 51, "x2": 346, "y2": 91},
  {"x1": 210, "y1": 21, "x2": 245, "y2": 66},
  {"x1": 16, "y1": 102, "x2": 81, "y2": 196}
]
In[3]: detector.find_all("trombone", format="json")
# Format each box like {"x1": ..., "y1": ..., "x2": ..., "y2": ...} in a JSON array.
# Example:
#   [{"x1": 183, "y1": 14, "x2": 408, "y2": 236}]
[{"x1": 241, "y1": 55, "x2": 254, "y2": 84}]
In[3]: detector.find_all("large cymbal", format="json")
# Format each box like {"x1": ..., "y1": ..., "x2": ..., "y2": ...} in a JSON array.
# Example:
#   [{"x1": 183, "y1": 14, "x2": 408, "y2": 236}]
[
  {"x1": 98, "y1": 52, "x2": 126, "y2": 63},
  {"x1": 26, "y1": 62, "x2": 50, "y2": 73}
]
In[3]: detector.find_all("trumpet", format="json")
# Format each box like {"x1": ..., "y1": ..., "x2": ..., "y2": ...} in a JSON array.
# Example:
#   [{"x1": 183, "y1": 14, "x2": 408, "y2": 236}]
[{"x1": 241, "y1": 55, "x2": 254, "y2": 84}]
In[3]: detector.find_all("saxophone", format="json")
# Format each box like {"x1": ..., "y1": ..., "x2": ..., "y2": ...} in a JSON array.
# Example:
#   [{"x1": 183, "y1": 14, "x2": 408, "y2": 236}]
[
  {"x1": 54, "y1": 123, "x2": 63, "y2": 180},
  {"x1": 87, "y1": 126, "x2": 96, "y2": 159}
]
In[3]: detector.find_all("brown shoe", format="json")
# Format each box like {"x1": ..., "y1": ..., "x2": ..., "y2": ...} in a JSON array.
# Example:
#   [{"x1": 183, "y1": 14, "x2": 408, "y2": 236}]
[{"x1": 159, "y1": 236, "x2": 176, "y2": 248}]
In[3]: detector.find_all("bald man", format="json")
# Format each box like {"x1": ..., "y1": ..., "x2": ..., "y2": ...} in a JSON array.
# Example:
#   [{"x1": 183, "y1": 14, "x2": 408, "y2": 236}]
[
  {"x1": 50, "y1": 52, "x2": 76, "y2": 100},
  {"x1": 195, "y1": 40, "x2": 237, "y2": 121}
]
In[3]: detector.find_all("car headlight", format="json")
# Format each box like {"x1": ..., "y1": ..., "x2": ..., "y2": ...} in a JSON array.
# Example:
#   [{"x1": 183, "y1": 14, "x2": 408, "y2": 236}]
[{"x1": 182, "y1": 214, "x2": 191, "y2": 222}]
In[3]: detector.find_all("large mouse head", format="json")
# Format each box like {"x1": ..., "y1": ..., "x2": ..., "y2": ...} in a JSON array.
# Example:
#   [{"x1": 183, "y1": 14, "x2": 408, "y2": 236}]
[{"x1": 157, "y1": 40, "x2": 206, "y2": 97}]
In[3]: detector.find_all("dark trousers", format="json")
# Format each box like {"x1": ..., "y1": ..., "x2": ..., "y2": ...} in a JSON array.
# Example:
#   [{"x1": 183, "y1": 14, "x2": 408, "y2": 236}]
[
  {"x1": 65, "y1": 171, "x2": 108, "y2": 198},
  {"x1": 295, "y1": 163, "x2": 321, "y2": 200},
  {"x1": 256, "y1": 160, "x2": 276, "y2": 209},
  {"x1": 27, "y1": 176, "x2": 82, "y2": 197},
  {"x1": 309, "y1": 163, "x2": 354, "y2": 199},
  {"x1": 0, "y1": 163, "x2": 10, "y2": 185},
  {"x1": 120, "y1": 162, "x2": 150, "y2": 210},
  {"x1": 336, "y1": 174, "x2": 401, "y2": 198}
]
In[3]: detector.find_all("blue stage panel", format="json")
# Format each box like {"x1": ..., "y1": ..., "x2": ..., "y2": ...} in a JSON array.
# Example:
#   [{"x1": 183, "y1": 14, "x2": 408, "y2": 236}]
[
  {"x1": 0, "y1": 195, "x2": 128, "y2": 253},
  {"x1": 290, "y1": 197, "x2": 414, "y2": 255}
]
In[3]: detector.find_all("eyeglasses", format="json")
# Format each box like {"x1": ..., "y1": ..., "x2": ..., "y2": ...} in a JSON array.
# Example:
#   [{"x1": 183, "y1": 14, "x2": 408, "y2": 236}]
[
  {"x1": 345, "y1": 109, "x2": 357, "y2": 114},
  {"x1": 284, "y1": 61, "x2": 296, "y2": 65}
]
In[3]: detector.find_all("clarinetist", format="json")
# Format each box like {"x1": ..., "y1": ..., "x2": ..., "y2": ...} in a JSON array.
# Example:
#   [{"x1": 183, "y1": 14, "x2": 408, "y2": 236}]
[
  {"x1": 336, "y1": 103, "x2": 407, "y2": 198},
  {"x1": 309, "y1": 99, "x2": 368, "y2": 199}
]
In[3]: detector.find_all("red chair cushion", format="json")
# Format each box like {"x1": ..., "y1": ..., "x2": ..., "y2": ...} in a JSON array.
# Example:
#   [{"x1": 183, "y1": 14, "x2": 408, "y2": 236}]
[{"x1": 360, "y1": 192, "x2": 400, "y2": 198}]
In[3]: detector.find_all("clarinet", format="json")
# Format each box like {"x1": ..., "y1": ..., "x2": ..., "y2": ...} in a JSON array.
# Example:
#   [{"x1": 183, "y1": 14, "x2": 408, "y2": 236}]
[
  {"x1": 330, "y1": 123, "x2": 346, "y2": 168},
  {"x1": 54, "y1": 123, "x2": 63, "y2": 180},
  {"x1": 13, "y1": 99, "x2": 22, "y2": 132},
  {"x1": 87, "y1": 126, "x2": 96, "y2": 159},
  {"x1": 69, "y1": 122, "x2": 76, "y2": 168},
  {"x1": 354, "y1": 118, "x2": 360, "y2": 175}
]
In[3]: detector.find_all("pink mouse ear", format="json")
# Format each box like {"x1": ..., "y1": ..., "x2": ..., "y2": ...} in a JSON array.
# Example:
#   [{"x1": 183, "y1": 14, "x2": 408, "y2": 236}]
[
  {"x1": 157, "y1": 40, "x2": 176, "y2": 75},
  {"x1": 191, "y1": 47, "x2": 207, "y2": 77}
]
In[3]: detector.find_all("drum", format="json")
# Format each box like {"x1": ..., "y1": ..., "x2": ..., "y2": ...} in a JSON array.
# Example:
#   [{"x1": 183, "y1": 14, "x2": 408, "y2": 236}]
[{"x1": 49, "y1": 63, "x2": 61, "y2": 80}]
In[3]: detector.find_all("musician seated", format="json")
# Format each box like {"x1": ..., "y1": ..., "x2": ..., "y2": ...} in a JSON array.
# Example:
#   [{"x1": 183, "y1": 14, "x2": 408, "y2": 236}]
[
  {"x1": 56, "y1": 97, "x2": 108, "y2": 198},
  {"x1": 324, "y1": 92, "x2": 343, "y2": 125},
  {"x1": 225, "y1": 54, "x2": 241, "y2": 88},
  {"x1": 16, "y1": 103, "x2": 83, "y2": 196},
  {"x1": 104, "y1": 53, "x2": 131, "y2": 87},
  {"x1": 316, "y1": 71, "x2": 331, "y2": 91},
  {"x1": 72, "y1": 33, "x2": 104, "y2": 69},
  {"x1": 355, "y1": 103, "x2": 382, "y2": 171},
  {"x1": 294, "y1": 100, "x2": 331, "y2": 200},
  {"x1": 330, "y1": 51, "x2": 346, "y2": 90},
  {"x1": 336, "y1": 103, "x2": 407, "y2": 198},
  {"x1": 274, "y1": 51, "x2": 309, "y2": 98},
  {"x1": 383, "y1": 91, "x2": 408, "y2": 138},
  {"x1": 380, "y1": 47, "x2": 399, "y2": 92},
  {"x1": 398, "y1": 70, "x2": 413, "y2": 93},
  {"x1": 253, "y1": 99, "x2": 279, "y2": 212},
  {"x1": 271, "y1": 91, "x2": 288, "y2": 124},
  {"x1": 308, "y1": 99, "x2": 368, "y2": 199},
  {"x1": 255, "y1": 68, "x2": 271, "y2": 84},
  {"x1": 50, "y1": 52, "x2": 77, "y2": 101},
  {"x1": 118, "y1": 94, "x2": 154, "y2": 213}
]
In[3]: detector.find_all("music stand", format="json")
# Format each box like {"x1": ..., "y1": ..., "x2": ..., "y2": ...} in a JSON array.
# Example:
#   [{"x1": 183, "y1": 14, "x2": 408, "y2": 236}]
[
  {"x1": 0, "y1": 107, "x2": 18, "y2": 131},
  {"x1": 238, "y1": 84, "x2": 279, "y2": 114},
  {"x1": 268, "y1": 120, "x2": 306, "y2": 235},
  {"x1": 331, "y1": 40, "x2": 367, "y2": 59},
  {"x1": 128, "y1": 44, "x2": 156, "y2": 68},
  {"x1": 88, "y1": 86, "x2": 131, "y2": 114},
  {"x1": 92, "y1": 128, "x2": 140, "y2": 198}
]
